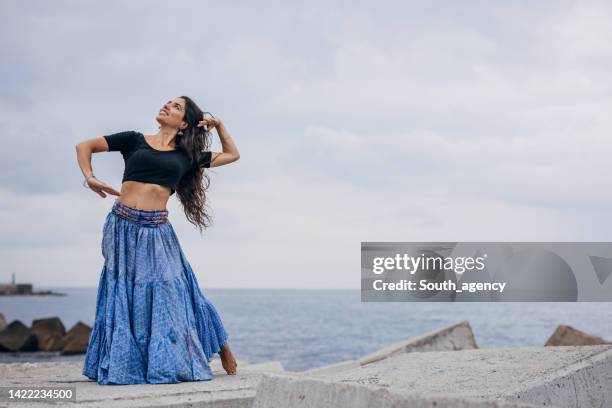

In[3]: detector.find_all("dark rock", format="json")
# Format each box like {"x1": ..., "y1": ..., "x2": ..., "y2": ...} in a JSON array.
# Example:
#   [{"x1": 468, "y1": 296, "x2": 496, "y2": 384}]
[
  {"x1": 40, "y1": 332, "x2": 65, "y2": 352},
  {"x1": 545, "y1": 324, "x2": 612, "y2": 346},
  {"x1": 61, "y1": 321, "x2": 91, "y2": 355},
  {"x1": 0, "y1": 320, "x2": 38, "y2": 351},
  {"x1": 31, "y1": 317, "x2": 66, "y2": 351},
  {"x1": 0, "y1": 313, "x2": 6, "y2": 331}
]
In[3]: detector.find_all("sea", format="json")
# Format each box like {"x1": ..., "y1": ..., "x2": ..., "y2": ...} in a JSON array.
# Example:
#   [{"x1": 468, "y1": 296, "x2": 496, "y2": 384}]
[{"x1": 1, "y1": 287, "x2": 611, "y2": 372}]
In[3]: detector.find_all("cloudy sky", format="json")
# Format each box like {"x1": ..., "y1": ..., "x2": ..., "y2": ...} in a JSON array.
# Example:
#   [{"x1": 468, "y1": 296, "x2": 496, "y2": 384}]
[{"x1": 1, "y1": 0, "x2": 610, "y2": 289}]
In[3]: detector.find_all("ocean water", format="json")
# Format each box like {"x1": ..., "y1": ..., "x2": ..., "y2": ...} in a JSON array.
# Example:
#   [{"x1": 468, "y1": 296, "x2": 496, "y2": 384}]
[{"x1": 1, "y1": 287, "x2": 611, "y2": 372}]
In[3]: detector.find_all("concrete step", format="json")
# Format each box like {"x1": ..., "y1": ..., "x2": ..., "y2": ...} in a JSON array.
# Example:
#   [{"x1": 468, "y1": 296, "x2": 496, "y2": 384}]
[{"x1": 289, "y1": 345, "x2": 612, "y2": 408}]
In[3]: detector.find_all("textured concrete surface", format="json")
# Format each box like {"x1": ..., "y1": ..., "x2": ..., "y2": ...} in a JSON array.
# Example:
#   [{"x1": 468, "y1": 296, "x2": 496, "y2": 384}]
[
  {"x1": 300, "y1": 345, "x2": 612, "y2": 408},
  {"x1": 0, "y1": 358, "x2": 284, "y2": 407},
  {"x1": 301, "y1": 320, "x2": 478, "y2": 377},
  {"x1": 252, "y1": 374, "x2": 549, "y2": 408},
  {"x1": 1, "y1": 335, "x2": 610, "y2": 407},
  {"x1": 505, "y1": 345, "x2": 612, "y2": 407}
]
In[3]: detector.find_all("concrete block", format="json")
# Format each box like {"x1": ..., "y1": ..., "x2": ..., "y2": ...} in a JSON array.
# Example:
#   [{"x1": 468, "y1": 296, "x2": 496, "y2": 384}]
[
  {"x1": 299, "y1": 359, "x2": 361, "y2": 376},
  {"x1": 241, "y1": 360, "x2": 285, "y2": 373},
  {"x1": 303, "y1": 345, "x2": 612, "y2": 408},
  {"x1": 301, "y1": 320, "x2": 478, "y2": 376},
  {"x1": 358, "y1": 320, "x2": 478, "y2": 365},
  {"x1": 252, "y1": 373, "x2": 548, "y2": 408},
  {"x1": 506, "y1": 346, "x2": 612, "y2": 408}
]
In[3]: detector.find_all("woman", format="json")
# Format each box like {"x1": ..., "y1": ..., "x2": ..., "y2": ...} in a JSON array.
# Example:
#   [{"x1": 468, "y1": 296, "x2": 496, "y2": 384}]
[{"x1": 75, "y1": 96, "x2": 239, "y2": 384}]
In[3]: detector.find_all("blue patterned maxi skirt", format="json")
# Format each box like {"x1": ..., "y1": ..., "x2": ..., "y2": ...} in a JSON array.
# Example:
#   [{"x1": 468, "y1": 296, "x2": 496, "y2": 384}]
[{"x1": 82, "y1": 199, "x2": 229, "y2": 384}]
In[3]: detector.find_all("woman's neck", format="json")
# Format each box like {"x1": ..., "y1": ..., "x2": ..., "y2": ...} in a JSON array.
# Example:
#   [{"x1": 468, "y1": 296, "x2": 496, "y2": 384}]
[{"x1": 156, "y1": 126, "x2": 178, "y2": 148}]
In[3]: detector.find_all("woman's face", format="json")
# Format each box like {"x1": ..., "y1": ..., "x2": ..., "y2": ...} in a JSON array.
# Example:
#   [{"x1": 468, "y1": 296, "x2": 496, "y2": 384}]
[{"x1": 156, "y1": 97, "x2": 187, "y2": 129}]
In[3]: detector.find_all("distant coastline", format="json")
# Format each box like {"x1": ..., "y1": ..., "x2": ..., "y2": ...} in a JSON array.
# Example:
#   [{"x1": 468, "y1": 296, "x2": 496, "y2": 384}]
[
  {"x1": 0, "y1": 291, "x2": 66, "y2": 297},
  {"x1": 0, "y1": 282, "x2": 66, "y2": 297}
]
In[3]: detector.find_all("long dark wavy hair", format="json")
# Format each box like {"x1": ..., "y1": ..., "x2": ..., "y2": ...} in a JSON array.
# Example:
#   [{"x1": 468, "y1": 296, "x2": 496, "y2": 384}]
[{"x1": 171, "y1": 95, "x2": 214, "y2": 234}]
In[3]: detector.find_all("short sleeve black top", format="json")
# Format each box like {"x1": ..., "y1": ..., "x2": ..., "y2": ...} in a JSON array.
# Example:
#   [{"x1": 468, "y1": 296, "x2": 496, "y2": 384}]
[{"x1": 103, "y1": 130, "x2": 212, "y2": 196}]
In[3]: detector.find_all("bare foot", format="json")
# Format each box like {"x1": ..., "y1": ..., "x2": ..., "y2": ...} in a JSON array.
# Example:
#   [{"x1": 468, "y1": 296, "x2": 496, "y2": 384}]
[{"x1": 219, "y1": 343, "x2": 237, "y2": 375}]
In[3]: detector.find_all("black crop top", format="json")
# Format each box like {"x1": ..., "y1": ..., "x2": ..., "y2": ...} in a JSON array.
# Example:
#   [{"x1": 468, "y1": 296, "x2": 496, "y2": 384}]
[{"x1": 103, "y1": 130, "x2": 212, "y2": 196}]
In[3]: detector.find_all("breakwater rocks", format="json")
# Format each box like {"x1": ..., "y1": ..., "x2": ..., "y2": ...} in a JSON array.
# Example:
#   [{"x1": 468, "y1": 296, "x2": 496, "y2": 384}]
[
  {"x1": 1, "y1": 320, "x2": 611, "y2": 407},
  {"x1": 0, "y1": 314, "x2": 90, "y2": 354}
]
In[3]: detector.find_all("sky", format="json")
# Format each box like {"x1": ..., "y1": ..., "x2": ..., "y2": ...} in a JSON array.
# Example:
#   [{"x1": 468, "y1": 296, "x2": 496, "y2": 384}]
[{"x1": 1, "y1": 0, "x2": 611, "y2": 288}]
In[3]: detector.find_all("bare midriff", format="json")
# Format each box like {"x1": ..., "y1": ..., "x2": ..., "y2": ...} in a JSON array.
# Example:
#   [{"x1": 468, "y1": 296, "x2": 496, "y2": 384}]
[{"x1": 116, "y1": 181, "x2": 172, "y2": 211}]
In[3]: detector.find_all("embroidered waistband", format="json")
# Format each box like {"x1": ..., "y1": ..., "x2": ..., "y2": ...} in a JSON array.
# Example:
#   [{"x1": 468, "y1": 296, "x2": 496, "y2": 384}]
[{"x1": 111, "y1": 199, "x2": 169, "y2": 226}]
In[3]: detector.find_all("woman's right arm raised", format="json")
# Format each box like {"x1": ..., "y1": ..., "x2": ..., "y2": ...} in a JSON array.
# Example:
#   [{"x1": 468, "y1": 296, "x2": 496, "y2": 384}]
[{"x1": 75, "y1": 137, "x2": 122, "y2": 198}]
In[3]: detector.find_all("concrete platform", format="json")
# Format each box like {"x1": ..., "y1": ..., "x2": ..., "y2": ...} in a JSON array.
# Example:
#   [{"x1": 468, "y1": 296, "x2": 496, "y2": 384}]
[
  {"x1": 284, "y1": 345, "x2": 612, "y2": 408},
  {"x1": 0, "y1": 358, "x2": 284, "y2": 407}
]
